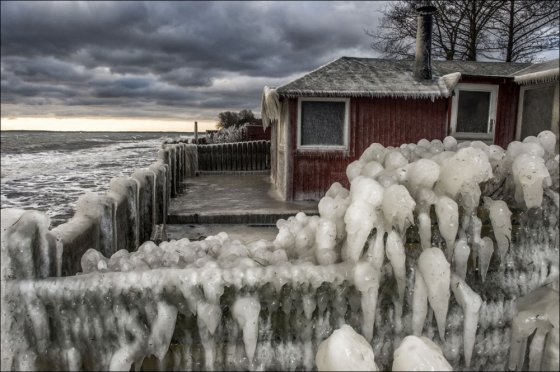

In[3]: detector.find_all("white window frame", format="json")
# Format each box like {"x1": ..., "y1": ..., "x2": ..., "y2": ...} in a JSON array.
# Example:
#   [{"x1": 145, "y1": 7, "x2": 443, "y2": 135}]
[
  {"x1": 451, "y1": 83, "x2": 499, "y2": 141},
  {"x1": 297, "y1": 97, "x2": 349, "y2": 151},
  {"x1": 515, "y1": 82, "x2": 559, "y2": 141}
]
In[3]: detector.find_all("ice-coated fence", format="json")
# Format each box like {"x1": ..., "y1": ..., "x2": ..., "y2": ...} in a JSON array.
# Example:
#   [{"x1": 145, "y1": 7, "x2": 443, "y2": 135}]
[
  {"x1": 0, "y1": 199, "x2": 557, "y2": 371},
  {"x1": 2, "y1": 131, "x2": 559, "y2": 372},
  {"x1": 197, "y1": 140, "x2": 271, "y2": 173},
  {"x1": 1, "y1": 143, "x2": 198, "y2": 278}
]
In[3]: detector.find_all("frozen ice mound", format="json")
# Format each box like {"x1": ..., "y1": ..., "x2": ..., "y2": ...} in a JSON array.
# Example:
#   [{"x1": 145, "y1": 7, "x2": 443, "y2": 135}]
[{"x1": 1, "y1": 131, "x2": 559, "y2": 371}]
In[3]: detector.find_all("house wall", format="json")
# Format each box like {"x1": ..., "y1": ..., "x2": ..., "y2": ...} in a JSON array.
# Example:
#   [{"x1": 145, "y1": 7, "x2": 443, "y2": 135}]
[
  {"x1": 287, "y1": 96, "x2": 448, "y2": 201},
  {"x1": 458, "y1": 76, "x2": 521, "y2": 148}
]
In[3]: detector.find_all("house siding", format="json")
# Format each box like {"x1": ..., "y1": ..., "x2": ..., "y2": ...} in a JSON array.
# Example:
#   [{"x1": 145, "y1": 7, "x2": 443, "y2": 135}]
[{"x1": 289, "y1": 96, "x2": 448, "y2": 201}]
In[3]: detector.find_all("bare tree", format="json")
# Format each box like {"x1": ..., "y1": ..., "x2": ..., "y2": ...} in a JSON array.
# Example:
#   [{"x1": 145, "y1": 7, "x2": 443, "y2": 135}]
[
  {"x1": 457, "y1": 0, "x2": 505, "y2": 61},
  {"x1": 368, "y1": 0, "x2": 540, "y2": 62},
  {"x1": 484, "y1": 0, "x2": 559, "y2": 62}
]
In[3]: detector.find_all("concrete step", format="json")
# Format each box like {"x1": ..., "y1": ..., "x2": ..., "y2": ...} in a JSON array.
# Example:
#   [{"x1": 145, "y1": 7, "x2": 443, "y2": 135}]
[
  {"x1": 165, "y1": 224, "x2": 279, "y2": 244},
  {"x1": 167, "y1": 209, "x2": 318, "y2": 225}
]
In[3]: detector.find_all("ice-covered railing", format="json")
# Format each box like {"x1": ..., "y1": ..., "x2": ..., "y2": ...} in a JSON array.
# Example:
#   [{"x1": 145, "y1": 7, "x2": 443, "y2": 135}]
[
  {"x1": 1, "y1": 131, "x2": 559, "y2": 371},
  {"x1": 1, "y1": 143, "x2": 198, "y2": 278}
]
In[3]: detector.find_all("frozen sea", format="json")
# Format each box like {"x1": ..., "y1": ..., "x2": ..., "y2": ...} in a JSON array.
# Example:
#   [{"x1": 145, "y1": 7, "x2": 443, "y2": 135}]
[{"x1": 1, "y1": 131, "x2": 191, "y2": 227}]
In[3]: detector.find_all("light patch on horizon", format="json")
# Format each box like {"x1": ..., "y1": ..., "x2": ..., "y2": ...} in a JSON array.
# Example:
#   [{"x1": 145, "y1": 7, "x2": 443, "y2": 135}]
[{"x1": 0, "y1": 117, "x2": 217, "y2": 133}]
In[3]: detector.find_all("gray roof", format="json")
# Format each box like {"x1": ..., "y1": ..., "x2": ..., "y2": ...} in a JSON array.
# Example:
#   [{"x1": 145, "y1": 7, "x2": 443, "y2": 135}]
[
  {"x1": 276, "y1": 57, "x2": 531, "y2": 99},
  {"x1": 513, "y1": 59, "x2": 559, "y2": 76},
  {"x1": 433, "y1": 59, "x2": 531, "y2": 76}
]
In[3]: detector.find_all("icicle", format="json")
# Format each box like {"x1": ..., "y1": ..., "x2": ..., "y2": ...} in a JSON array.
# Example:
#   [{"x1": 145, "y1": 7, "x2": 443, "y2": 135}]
[
  {"x1": 470, "y1": 215, "x2": 483, "y2": 270},
  {"x1": 314, "y1": 218, "x2": 337, "y2": 265},
  {"x1": 353, "y1": 262, "x2": 380, "y2": 342},
  {"x1": 483, "y1": 197, "x2": 512, "y2": 263},
  {"x1": 453, "y1": 239, "x2": 470, "y2": 280},
  {"x1": 418, "y1": 248, "x2": 450, "y2": 341},
  {"x1": 435, "y1": 195, "x2": 459, "y2": 260},
  {"x1": 412, "y1": 270, "x2": 428, "y2": 336},
  {"x1": 451, "y1": 274, "x2": 482, "y2": 368},
  {"x1": 479, "y1": 237, "x2": 494, "y2": 282},
  {"x1": 232, "y1": 296, "x2": 261, "y2": 364},
  {"x1": 529, "y1": 326, "x2": 551, "y2": 371},
  {"x1": 386, "y1": 230, "x2": 406, "y2": 332},
  {"x1": 302, "y1": 292, "x2": 317, "y2": 320},
  {"x1": 344, "y1": 201, "x2": 376, "y2": 262},
  {"x1": 365, "y1": 228, "x2": 385, "y2": 271},
  {"x1": 509, "y1": 286, "x2": 559, "y2": 370},
  {"x1": 197, "y1": 302, "x2": 222, "y2": 336},
  {"x1": 542, "y1": 324, "x2": 559, "y2": 372},
  {"x1": 418, "y1": 211, "x2": 431, "y2": 250},
  {"x1": 149, "y1": 302, "x2": 178, "y2": 360}
]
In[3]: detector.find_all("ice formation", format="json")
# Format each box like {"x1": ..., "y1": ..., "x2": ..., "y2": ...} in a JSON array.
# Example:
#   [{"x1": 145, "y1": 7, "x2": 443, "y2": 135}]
[
  {"x1": 315, "y1": 324, "x2": 378, "y2": 371},
  {"x1": 392, "y1": 335, "x2": 452, "y2": 371},
  {"x1": 1, "y1": 131, "x2": 559, "y2": 371},
  {"x1": 450, "y1": 274, "x2": 482, "y2": 367}
]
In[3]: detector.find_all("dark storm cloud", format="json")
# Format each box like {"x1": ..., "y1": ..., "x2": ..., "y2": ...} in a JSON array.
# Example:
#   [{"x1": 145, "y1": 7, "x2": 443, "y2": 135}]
[{"x1": 0, "y1": 1, "x2": 385, "y2": 121}]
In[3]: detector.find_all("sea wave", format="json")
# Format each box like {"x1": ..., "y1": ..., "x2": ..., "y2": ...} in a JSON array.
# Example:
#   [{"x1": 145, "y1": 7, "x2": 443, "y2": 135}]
[{"x1": 0, "y1": 131, "x2": 191, "y2": 227}]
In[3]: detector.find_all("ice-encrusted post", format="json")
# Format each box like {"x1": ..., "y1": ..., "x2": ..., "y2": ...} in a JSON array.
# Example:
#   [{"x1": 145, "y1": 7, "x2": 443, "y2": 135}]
[{"x1": 414, "y1": 1, "x2": 436, "y2": 81}]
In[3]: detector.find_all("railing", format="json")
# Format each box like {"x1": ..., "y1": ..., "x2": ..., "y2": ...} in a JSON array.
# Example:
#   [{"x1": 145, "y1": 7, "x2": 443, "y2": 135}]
[
  {"x1": 197, "y1": 140, "x2": 270, "y2": 172},
  {"x1": 1, "y1": 143, "x2": 198, "y2": 278}
]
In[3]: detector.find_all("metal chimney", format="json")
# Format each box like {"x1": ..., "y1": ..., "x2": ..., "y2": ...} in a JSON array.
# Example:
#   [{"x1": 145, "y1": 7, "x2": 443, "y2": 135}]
[{"x1": 414, "y1": 1, "x2": 437, "y2": 80}]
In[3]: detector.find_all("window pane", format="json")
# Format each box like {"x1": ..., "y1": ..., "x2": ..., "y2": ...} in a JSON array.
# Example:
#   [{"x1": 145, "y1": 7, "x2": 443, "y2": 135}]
[
  {"x1": 301, "y1": 101, "x2": 345, "y2": 146},
  {"x1": 521, "y1": 85, "x2": 555, "y2": 139},
  {"x1": 456, "y1": 91, "x2": 491, "y2": 133}
]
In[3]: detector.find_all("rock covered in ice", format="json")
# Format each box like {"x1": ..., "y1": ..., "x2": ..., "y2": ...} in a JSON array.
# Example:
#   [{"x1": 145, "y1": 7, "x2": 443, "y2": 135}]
[
  {"x1": 443, "y1": 136, "x2": 457, "y2": 151},
  {"x1": 346, "y1": 160, "x2": 364, "y2": 182},
  {"x1": 360, "y1": 143, "x2": 387, "y2": 164},
  {"x1": 392, "y1": 335, "x2": 452, "y2": 371},
  {"x1": 361, "y1": 161, "x2": 384, "y2": 178},
  {"x1": 384, "y1": 150, "x2": 408, "y2": 170},
  {"x1": 315, "y1": 324, "x2": 378, "y2": 371},
  {"x1": 349, "y1": 176, "x2": 385, "y2": 207}
]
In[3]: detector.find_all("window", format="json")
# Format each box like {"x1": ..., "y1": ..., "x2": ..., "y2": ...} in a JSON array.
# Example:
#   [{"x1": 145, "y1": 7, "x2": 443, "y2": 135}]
[
  {"x1": 451, "y1": 83, "x2": 498, "y2": 140},
  {"x1": 516, "y1": 83, "x2": 558, "y2": 140},
  {"x1": 298, "y1": 98, "x2": 349, "y2": 149}
]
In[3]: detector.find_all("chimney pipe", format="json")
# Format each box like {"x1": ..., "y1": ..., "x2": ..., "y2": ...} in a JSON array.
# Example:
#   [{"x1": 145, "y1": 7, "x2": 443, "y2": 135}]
[{"x1": 414, "y1": 1, "x2": 437, "y2": 80}]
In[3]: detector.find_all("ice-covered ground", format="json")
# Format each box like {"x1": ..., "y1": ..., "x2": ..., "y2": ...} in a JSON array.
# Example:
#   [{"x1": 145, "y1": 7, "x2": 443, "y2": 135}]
[{"x1": 1, "y1": 131, "x2": 559, "y2": 371}]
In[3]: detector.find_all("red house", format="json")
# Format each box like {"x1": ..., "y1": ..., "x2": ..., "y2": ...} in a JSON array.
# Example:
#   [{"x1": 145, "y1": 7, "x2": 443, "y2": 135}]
[{"x1": 261, "y1": 4, "x2": 559, "y2": 201}]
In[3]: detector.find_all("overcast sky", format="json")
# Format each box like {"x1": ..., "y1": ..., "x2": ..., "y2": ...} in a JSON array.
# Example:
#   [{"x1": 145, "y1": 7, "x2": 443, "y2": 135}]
[{"x1": 1, "y1": 1, "x2": 386, "y2": 131}]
